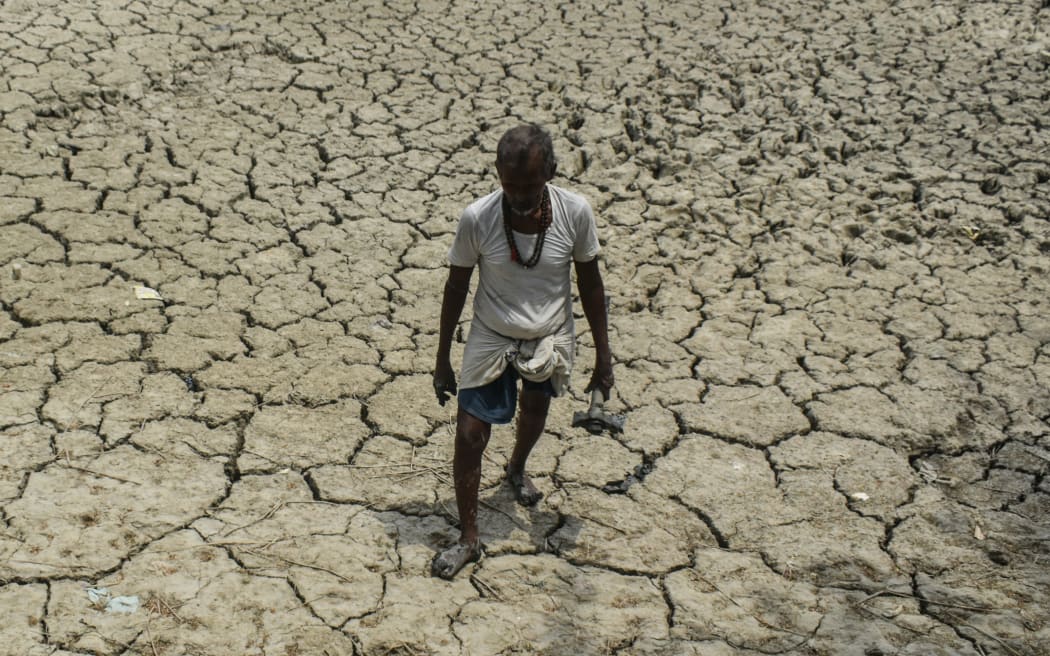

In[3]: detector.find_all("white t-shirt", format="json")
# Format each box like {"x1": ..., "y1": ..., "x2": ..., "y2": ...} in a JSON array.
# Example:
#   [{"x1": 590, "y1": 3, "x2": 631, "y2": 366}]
[{"x1": 448, "y1": 184, "x2": 601, "y2": 340}]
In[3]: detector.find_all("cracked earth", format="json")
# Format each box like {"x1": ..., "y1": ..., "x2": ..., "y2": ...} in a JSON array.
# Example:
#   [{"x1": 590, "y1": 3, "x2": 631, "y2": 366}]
[{"x1": 1, "y1": 1, "x2": 1048, "y2": 654}]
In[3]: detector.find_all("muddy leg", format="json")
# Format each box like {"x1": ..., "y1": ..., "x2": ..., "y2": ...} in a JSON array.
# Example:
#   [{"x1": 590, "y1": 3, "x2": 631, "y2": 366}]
[
  {"x1": 433, "y1": 408, "x2": 489, "y2": 579},
  {"x1": 506, "y1": 387, "x2": 550, "y2": 506}
]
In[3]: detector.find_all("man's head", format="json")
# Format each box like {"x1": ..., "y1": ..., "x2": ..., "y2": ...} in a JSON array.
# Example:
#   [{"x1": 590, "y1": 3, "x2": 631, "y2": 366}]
[{"x1": 496, "y1": 125, "x2": 557, "y2": 217}]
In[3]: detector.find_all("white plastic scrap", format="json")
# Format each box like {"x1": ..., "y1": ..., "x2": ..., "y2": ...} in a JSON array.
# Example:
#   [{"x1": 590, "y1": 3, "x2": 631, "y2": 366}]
[
  {"x1": 134, "y1": 285, "x2": 163, "y2": 301},
  {"x1": 919, "y1": 461, "x2": 937, "y2": 483},
  {"x1": 961, "y1": 225, "x2": 982, "y2": 241},
  {"x1": 106, "y1": 596, "x2": 140, "y2": 614},
  {"x1": 850, "y1": 492, "x2": 870, "y2": 501},
  {"x1": 918, "y1": 461, "x2": 956, "y2": 486},
  {"x1": 86, "y1": 586, "x2": 140, "y2": 613}
]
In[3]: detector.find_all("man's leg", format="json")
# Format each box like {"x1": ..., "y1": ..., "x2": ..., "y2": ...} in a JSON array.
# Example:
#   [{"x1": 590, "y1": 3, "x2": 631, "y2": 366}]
[
  {"x1": 453, "y1": 408, "x2": 491, "y2": 544},
  {"x1": 506, "y1": 387, "x2": 551, "y2": 506},
  {"x1": 432, "y1": 408, "x2": 490, "y2": 579}
]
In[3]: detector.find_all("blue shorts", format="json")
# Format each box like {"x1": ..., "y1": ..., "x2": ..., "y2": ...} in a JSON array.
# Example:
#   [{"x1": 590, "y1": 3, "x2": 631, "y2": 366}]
[{"x1": 458, "y1": 366, "x2": 555, "y2": 425}]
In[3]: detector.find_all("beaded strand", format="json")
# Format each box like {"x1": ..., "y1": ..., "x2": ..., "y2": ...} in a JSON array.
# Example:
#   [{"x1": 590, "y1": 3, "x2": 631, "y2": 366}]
[{"x1": 502, "y1": 189, "x2": 552, "y2": 268}]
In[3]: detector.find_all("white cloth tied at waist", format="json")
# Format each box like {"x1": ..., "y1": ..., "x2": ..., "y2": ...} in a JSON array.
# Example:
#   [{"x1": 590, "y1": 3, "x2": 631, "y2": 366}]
[{"x1": 459, "y1": 317, "x2": 574, "y2": 397}]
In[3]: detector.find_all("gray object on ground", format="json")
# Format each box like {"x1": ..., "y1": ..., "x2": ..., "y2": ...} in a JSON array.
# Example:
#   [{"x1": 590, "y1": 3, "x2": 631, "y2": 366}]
[{"x1": 572, "y1": 389, "x2": 626, "y2": 435}]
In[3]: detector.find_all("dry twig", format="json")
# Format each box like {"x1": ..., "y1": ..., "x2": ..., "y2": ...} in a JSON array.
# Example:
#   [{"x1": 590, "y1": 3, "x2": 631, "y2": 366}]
[
  {"x1": 471, "y1": 574, "x2": 501, "y2": 600},
  {"x1": 693, "y1": 572, "x2": 812, "y2": 639},
  {"x1": 223, "y1": 501, "x2": 285, "y2": 537},
  {"x1": 959, "y1": 621, "x2": 1023, "y2": 656},
  {"x1": 244, "y1": 549, "x2": 354, "y2": 584},
  {"x1": 855, "y1": 589, "x2": 1003, "y2": 613},
  {"x1": 479, "y1": 498, "x2": 527, "y2": 531},
  {"x1": 63, "y1": 375, "x2": 115, "y2": 429},
  {"x1": 145, "y1": 612, "x2": 160, "y2": 656},
  {"x1": 577, "y1": 512, "x2": 629, "y2": 535},
  {"x1": 61, "y1": 464, "x2": 142, "y2": 485}
]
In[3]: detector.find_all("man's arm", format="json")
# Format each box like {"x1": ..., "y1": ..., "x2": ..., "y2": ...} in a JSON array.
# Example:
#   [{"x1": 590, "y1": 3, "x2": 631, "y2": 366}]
[
  {"x1": 434, "y1": 265, "x2": 474, "y2": 405},
  {"x1": 574, "y1": 257, "x2": 614, "y2": 398}
]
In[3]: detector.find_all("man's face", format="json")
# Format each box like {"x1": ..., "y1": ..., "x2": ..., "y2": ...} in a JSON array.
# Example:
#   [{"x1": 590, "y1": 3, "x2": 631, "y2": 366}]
[{"x1": 497, "y1": 151, "x2": 551, "y2": 217}]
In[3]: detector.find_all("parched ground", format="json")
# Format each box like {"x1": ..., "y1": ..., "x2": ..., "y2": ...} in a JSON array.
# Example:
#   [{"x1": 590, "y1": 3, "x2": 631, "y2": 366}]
[{"x1": 1, "y1": 1, "x2": 1049, "y2": 654}]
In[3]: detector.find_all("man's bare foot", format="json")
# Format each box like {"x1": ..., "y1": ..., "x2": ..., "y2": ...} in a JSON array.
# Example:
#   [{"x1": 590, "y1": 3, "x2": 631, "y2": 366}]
[
  {"x1": 506, "y1": 467, "x2": 543, "y2": 506},
  {"x1": 431, "y1": 540, "x2": 482, "y2": 580}
]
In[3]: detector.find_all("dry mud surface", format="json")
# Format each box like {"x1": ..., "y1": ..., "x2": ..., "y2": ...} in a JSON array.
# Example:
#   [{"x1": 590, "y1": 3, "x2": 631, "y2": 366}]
[{"x1": 1, "y1": 1, "x2": 1049, "y2": 654}]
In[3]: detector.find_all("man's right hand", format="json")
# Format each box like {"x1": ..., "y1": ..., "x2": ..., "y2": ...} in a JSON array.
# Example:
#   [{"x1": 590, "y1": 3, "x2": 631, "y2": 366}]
[
  {"x1": 585, "y1": 358, "x2": 614, "y2": 401},
  {"x1": 433, "y1": 361, "x2": 457, "y2": 406}
]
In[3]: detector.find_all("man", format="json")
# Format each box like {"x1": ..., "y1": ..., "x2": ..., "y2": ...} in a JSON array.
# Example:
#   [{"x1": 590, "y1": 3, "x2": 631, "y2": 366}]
[{"x1": 431, "y1": 124, "x2": 614, "y2": 580}]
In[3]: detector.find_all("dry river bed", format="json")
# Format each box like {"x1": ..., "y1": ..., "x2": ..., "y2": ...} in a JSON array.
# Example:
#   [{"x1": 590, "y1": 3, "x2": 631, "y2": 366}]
[{"x1": 1, "y1": 1, "x2": 1049, "y2": 655}]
